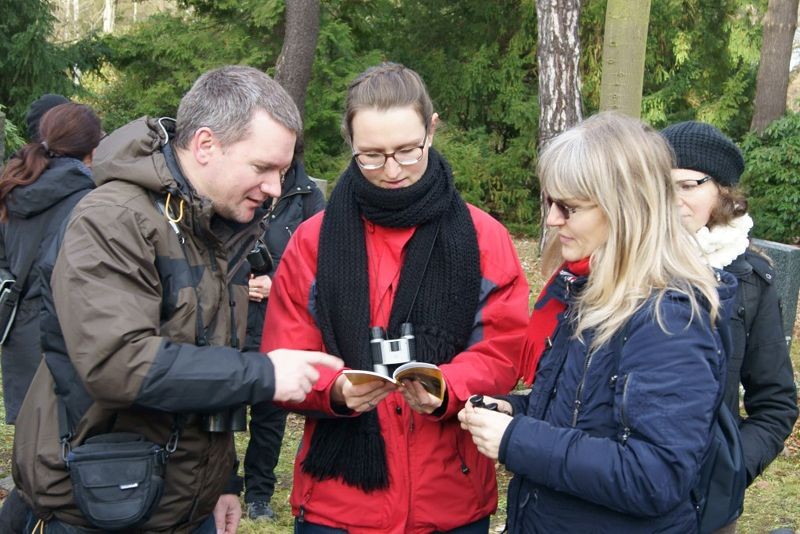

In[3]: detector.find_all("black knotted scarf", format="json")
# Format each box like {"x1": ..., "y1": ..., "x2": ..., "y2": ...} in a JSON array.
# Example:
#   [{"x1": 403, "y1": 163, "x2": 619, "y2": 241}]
[{"x1": 303, "y1": 148, "x2": 481, "y2": 491}]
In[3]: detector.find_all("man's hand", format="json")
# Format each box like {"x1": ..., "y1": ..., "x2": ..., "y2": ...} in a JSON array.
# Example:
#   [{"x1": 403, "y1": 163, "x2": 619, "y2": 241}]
[
  {"x1": 248, "y1": 274, "x2": 272, "y2": 302},
  {"x1": 457, "y1": 398, "x2": 513, "y2": 460},
  {"x1": 400, "y1": 379, "x2": 444, "y2": 415},
  {"x1": 268, "y1": 349, "x2": 343, "y2": 403},
  {"x1": 213, "y1": 494, "x2": 241, "y2": 534},
  {"x1": 331, "y1": 374, "x2": 397, "y2": 412}
]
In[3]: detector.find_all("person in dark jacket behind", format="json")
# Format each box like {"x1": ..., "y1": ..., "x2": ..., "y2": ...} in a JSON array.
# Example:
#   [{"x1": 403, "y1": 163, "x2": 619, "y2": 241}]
[
  {"x1": 460, "y1": 112, "x2": 736, "y2": 533},
  {"x1": 0, "y1": 102, "x2": 102, "y2": 425},
  {"x1": 243, "y1": 153, "x2": 325, "y2": 521},
  {"x1": 662, "y1": 121, "x2": 798, "y2": 532},
  {"x1": 11, "y1": 65, "x2": 342, "y2": 534},
  {"x1": 25, "y1": 94, "x2": 70, "y2": 142},
  {"x1": 0, "y1": 102, "x2": 101, "y2": 534}
]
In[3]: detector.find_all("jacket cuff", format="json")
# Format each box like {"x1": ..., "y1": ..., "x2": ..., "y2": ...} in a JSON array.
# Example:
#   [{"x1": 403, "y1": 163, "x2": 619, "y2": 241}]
[
  {"x1": 499, "y1": 394, "x2": 526, "y2": 416},
  {"x1": 223, "y1": 467, "x2": 244, "y2": 496},
  {"x1": 498, "y1": 415, "x2": 523, "y2": 465}
]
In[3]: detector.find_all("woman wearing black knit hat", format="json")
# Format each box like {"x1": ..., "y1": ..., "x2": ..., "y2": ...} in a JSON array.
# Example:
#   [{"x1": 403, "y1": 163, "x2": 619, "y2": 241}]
[
  {"x1": 261, "y1": 63, "x2": 530, "y2": 533},
  {"x1": 662, "y1": 121, "x2": 798, "y2": 533}
]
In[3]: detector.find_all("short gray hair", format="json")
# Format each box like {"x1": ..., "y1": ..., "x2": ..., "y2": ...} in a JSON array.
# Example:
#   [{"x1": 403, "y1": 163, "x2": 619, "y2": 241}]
[{"x1": 175, "y1": 65, "x2": 302, "y2": 149}]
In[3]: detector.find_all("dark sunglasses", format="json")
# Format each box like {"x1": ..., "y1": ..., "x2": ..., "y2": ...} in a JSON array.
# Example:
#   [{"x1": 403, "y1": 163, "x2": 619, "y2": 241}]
[{"x1": 543, "y1": 194, "x2": 593, "y2": 220}]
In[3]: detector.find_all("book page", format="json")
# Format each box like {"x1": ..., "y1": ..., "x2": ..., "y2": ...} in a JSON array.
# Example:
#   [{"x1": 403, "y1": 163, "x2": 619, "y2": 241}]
[
  {"x1": 393, "y1": 363, "x2": 445, "y2": 400},
  {"x1": 342, "y1": 369, "x2": 397, "y2": 387}
]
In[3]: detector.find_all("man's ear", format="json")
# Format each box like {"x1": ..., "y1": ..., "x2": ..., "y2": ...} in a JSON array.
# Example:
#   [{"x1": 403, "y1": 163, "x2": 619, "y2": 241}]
[
  {"x1": 191, "y1": 127, "x2": 216, "y2": 165},
  {"x1": 428, "y1": 113, "x2": 439, "y2": 146}
]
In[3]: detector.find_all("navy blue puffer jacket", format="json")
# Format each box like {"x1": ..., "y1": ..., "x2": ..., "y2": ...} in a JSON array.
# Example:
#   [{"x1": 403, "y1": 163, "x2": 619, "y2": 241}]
[{"x1": 499, "y1": 271, "x2": 738, "y2": 533}]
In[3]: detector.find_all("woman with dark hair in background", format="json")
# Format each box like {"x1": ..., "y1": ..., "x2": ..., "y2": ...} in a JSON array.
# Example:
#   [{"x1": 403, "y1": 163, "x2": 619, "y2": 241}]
[
  {"x1": 662, "y1": 121, "x2": 798, "y2": 533},
  {"x1": 0, "y1": 102, "x2": 102, "y2": 424}
]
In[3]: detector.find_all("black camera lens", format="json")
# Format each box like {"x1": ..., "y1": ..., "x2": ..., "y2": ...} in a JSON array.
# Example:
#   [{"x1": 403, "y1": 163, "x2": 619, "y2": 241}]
[
  {"x1": 247, "y1": 241, "x2": 273, "y2": 273},
  {"x1": 202, "y1": 405, "x2": 248, "y2": 433}
]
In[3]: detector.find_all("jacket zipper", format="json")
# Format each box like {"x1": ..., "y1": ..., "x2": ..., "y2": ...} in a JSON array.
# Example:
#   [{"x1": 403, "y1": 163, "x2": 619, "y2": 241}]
[
  {"x1": 571, "y1": 348, "x2": 594, "y2": 427},
  {"x1": 620, "y1": 374, "x2": 631, "y2": 444},
  {"x1": 205, "y1": 244, "x2": 218, "y2": 272}
]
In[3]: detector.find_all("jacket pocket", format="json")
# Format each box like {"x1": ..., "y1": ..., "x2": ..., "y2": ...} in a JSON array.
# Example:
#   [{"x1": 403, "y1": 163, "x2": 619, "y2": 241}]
[{"x1": 454, "y1": 428, "x2": 496, "y2": 507}]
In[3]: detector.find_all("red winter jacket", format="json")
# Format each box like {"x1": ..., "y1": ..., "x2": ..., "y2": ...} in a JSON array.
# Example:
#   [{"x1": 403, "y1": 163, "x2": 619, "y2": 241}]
[{"x1": 263, "y1": 204, "x2": 529, "y2": 533}]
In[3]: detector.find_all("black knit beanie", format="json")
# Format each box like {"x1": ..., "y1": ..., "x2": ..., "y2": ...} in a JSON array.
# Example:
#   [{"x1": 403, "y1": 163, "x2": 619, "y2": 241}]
[
  {"x1": 661, "y1": 121, "x2": 745, "y2": 186},
  {"x1": 25, "y1": 94, "x2": 69, "y2": 141}
]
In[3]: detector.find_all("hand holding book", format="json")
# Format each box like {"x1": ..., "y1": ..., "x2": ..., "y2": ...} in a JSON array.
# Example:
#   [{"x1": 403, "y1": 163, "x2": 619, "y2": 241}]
[
  {"x1": 343, "y1": 362, "x2": 446, "y2": 400},
  {"x1": 332, "y1": 373, "x2": 396, "y2": 413},
  {"x1": 343, "y1": 362, "x2": 447, "y2": 415}
]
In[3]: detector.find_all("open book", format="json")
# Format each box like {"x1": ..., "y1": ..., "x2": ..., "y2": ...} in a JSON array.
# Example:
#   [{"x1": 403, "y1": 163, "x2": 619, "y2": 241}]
[{"x1": 343, "y1": 362, "x2": 445, "y2": 401}]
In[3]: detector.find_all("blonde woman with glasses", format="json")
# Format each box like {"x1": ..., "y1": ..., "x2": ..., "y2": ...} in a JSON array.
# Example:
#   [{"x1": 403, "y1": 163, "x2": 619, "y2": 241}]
[{"x1": 459, "y1": 112, "x2": 737, "y2": 533}]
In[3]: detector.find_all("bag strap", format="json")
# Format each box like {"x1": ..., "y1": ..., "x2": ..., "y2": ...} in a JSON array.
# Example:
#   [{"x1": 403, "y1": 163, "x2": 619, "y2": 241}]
[
  {"x1": 55, "y1": 389, "x2": 184, "y2": 467},
  {"x1": 5, "y1": 217, "x2": 49, "y2": 298}
]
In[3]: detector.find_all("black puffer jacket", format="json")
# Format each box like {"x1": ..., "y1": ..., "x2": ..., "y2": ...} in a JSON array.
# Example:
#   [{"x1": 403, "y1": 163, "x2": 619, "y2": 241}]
[
  {"x1": 244, "y1": 161, "x2": 325, "y2": 351},
  {"x1": 724, "y1": 249, "x2": 798, "y2": 485},
  {"x1": 0, "y1": 157, "x2": 95, "y2": 423}
]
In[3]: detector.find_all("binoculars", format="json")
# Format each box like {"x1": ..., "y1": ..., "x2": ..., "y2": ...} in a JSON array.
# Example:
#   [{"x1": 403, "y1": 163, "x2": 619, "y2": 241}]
[
  {"x1": 201, "y1": 404, "x2": 247, "y2": 433},
  {"x1": 247, "y1": 240, "x2": 273, "y2": 274},
  {"x1": 370, "y1": 322, "x2": 415, "y2": 376}
]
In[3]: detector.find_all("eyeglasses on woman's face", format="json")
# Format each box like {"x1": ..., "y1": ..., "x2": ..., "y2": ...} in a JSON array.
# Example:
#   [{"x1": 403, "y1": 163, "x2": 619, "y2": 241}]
[
  {"x1": 674, "y1": 175, "x2": 713, "y2": 195},
  {"x1": 543, "y1": 194, "x2": 596, "y2": 220},
  {"x1": 352, "y1": 132, "x2": 427, "y2": 170}
]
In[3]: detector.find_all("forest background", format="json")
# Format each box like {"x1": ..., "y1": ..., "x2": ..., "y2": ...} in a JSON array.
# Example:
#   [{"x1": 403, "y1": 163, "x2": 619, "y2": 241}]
[
  {"x1": 2, "y1": 0, "x2": 800, "y2": 241},
  {"x1": 0, "y1": 1, "x2": 799, "y2": 532}
]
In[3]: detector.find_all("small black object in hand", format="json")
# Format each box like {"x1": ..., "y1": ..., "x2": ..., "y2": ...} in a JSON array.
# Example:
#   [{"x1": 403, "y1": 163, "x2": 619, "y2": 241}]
[{"x1": 469, "y1": 394, "x2": 499, "y2": 411}]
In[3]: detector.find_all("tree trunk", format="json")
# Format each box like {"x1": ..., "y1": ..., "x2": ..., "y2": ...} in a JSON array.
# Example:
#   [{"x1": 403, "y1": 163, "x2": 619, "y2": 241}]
[
  {"x1": 274, "y1": 0, "x2": 321, "y2": 126},
  {"x1": 751, "y1": 0, "x2": 799, "y2": 133},
  {"x1": 103, "y1": 0, "x2": 116, "y2": 33},
  {"x1": 0, "y1": 111, "x2": 5, "y2": 164},
  {"x1": 599, "y1": 0, "x2": 651, "y2": 118},
  {"x1": 536, "y1": 0, "x2": 583, "y2": 148},
  {"x1": 72, "y1": 0, "x2": 79, "y2": 38}
]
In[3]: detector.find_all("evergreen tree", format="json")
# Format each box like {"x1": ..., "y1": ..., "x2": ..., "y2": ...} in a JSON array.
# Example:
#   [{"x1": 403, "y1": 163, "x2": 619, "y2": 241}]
[{"x1": 0, "y1": 0, "x2": 105, "y2": 135}]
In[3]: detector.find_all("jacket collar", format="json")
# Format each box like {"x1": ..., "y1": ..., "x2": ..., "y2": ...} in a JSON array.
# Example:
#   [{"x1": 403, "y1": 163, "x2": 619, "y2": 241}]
[
  {"x1": 6, "y1": 158, "x2": 95, "y2": 219},
  {"x1": 722, "y1": 252, "x2": 753, "y2": 279}
]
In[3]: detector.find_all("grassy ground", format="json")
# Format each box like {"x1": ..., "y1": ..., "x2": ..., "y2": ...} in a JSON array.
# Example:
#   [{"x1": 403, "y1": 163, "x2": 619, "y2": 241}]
[{"x1": 1, "y1": 237, "x2": 798, "y2": 533}]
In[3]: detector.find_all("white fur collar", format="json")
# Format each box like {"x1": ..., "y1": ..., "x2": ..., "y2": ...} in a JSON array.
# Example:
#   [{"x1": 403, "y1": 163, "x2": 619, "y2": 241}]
[{"x1": 695, "y1": 214, "x2": 753, "y2": 269}]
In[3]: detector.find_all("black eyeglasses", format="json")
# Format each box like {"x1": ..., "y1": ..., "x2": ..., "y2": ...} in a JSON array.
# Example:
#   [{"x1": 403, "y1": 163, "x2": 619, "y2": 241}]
[
  {"x1": 352, "y1": 132, "x2": 428, "y2": 170},
  {"x1": 675, "y1": 175, "x2": 713, "y2": 194},
  {"x1": 543, "y1": 194, "x2": 596, "y2": 220}
]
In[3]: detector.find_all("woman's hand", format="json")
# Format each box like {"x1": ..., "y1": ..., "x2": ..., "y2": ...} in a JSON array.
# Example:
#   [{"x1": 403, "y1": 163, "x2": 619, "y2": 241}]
[
  {"x1": 331, "y1": 374, "x2": 397, "y2": 413},
  {"x1": 248, "y1": 274, "x2": 272, "y2": 302},
  {"x1": 399, "y1": 379, "x2": 444, "y2": 414},
  {"x1": 458, "y1": 398, "x2": 513, "y2": 460}
]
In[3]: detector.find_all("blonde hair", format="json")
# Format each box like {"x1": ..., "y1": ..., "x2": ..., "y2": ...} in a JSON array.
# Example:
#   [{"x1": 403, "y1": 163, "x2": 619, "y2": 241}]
[{"x1": 539, "y1": 112, "x2": 719, "y2": 351}]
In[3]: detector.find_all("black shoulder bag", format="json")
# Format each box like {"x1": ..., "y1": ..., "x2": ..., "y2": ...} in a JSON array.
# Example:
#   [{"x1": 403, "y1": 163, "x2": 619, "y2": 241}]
[{"x1": 55, "y1": 393, "x2": 181, "y2": 531}]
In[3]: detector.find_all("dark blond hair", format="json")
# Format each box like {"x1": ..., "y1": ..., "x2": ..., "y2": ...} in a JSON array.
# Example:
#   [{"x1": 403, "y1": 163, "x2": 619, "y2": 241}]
[{"x1": 342, "y1": 62, "x2": 434, "y2": 142}]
